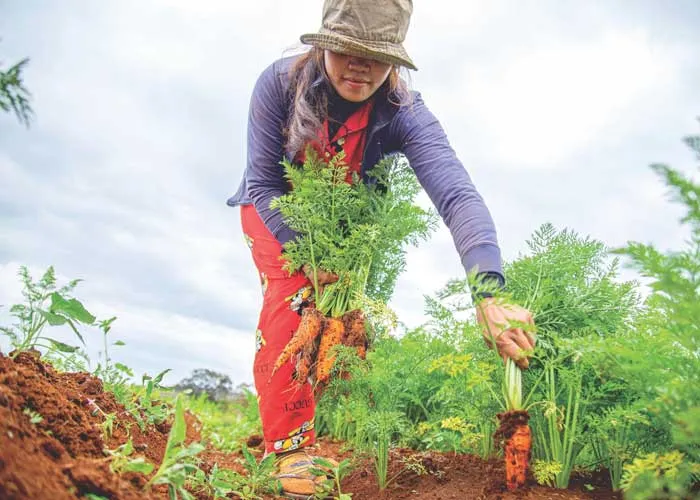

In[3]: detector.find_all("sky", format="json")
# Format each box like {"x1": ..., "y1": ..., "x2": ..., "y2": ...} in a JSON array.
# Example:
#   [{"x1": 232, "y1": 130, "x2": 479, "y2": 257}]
[{"x1": 1, "y1": 0, "x2": 699, "y2": 387}]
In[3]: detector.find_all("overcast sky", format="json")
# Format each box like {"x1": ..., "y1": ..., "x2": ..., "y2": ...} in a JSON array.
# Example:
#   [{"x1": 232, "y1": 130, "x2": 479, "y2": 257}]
[{"x1": 1, "y1": 0, "x2": 699, "y2": 386}]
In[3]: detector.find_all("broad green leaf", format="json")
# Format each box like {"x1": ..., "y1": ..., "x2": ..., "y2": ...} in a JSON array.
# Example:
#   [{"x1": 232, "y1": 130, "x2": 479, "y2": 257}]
[
  {"x1": 39, "y1": 310, "x2": 67, "y2": 326},
  {"x1": 124, "y1": 458, "x2": 154, "y2": 475},
  {"x1": 312, "y1": 457, "x2": 335, "y2": 469},
  {"x1": 46, "y1": 338, "x2": 79, "y2": 353},
  {"x1": 260, "y1": 452, "x2": 276, "y2": 468},
  {"x1": 168, "y1": 395, "x2": 187, "y2": 448},
  {"x1": 241, "y1": 445, "x2": 257, "y2": 469},
  {"x1": 49, "y1": 293, "x2": 96, "y2": 324},
  {"x1": 113, "y1": 340, "x2": 126, "y2": 346}
]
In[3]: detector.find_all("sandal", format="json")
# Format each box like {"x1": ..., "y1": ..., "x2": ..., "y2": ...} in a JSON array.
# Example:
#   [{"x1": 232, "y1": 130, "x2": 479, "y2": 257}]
[{"x1": 275, "y1": 449, "x2": 338, "y2": 499}]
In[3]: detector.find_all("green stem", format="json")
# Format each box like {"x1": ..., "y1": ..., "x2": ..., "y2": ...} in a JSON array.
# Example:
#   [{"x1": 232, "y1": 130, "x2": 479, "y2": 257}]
[{"x1": 503, "y1": 358, "x2": 522, "y2": 410}]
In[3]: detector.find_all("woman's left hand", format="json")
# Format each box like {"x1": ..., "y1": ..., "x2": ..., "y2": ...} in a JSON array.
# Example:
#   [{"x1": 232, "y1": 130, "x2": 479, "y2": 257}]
[{"x1": 476, "y1": 297, "x2": 536, "y2": 369}]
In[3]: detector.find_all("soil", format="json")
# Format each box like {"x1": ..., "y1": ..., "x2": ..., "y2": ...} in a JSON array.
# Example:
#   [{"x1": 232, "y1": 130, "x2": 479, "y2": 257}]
[{"x1": 0, "y1": 351, "x2": 621, "y2": 499}]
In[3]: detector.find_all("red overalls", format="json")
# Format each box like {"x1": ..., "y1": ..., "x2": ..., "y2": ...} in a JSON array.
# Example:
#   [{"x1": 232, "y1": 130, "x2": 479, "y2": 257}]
[{"x1": 241, "y1": 101, "x2": 373, "y2": 454}]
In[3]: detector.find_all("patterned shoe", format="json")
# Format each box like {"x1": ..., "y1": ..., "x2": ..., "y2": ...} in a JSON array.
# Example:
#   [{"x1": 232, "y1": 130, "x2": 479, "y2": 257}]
[{"x1": 275, "y1": 449, "x2": 338, "y2": 499}]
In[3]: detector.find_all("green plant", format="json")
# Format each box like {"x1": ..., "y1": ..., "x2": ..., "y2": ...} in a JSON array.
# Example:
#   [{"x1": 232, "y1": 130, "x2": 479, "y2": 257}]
[
  {"x1": 146, "y1": 395, "x2": 205, "y2": 499},
  {"x1": 112, "y1": 369, "x2": 172, "y2": 432},
  {"x1": 85, "y1": 398, "x2": 117, "y2": 439},
  {"x1": 0, "y1": 47, "x2": 32, "y2": 126},
  {"x1": 621, "y1": 451, "x2": 700, "y2": 499},
  {"x1": 311, "y1": 457, "x2": 354, "y2": 500},
  {"x1": 22, "y1": 407, "x2": 43, "y2": 425},
  {"x1": 612, "y1": 126, "x2": 700, "y2": 461},
  {"x1": 361, "y1": 410, "x2": 406, "y2": 489},
  {"x1": 589, "y1": 405, "x2": 649, "y2": 490},
  {"x1": 189, "y1": 463, "x2": 245, "y2": 500},
  {"x1": 92, "y1": 316, "x2": 133, "y2": 388},
  {"x1": 532, "y1": 459, "x2": 562, "y2": 487},
  {"x1": 231, "y1": 446, "x2": 280, "y2": 500},
  {"x1": 104, "y1": 438, "x2": 154, "y2": 475},
  {"x1": 0, "y1": 266, "x2": 96, "y2": 359},
  {"x1": 272, "y1": 150, "x2": 436, "y2": 317}
]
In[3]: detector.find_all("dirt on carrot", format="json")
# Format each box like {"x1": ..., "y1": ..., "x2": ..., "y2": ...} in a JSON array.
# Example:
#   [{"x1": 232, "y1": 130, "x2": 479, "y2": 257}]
[
  {"x1": 272, "y1": 306, "x2": 324, "y2": 377},
  {"x1": 495, "y1": 409, "x2": 532, "y2": 491},
  {"x1": 342, "y1": 309, "x2": 368, "y2": 359},
  {"x1": 315, "y1": 316, "x2": 345, "y2": 385}
]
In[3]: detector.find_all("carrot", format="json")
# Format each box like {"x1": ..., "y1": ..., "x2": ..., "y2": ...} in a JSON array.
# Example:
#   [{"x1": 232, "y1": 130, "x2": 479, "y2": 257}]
[
  {"x1": 495, "y1": 410, "x2": 531, "y2": 491},
  {"x1": 342, "y1": 309, "x2": 365, "y2": 344},
  {"x1": 272, "y1": 307, "x2": 323, "y2": 377},
  {"x1": 315, "y1": 316, "x2": 345, "y2": 384},
  {"x1": 505, "y1": 421, "x2": 531, "y2": 490},
  {"x1": 294, "y1": 332, "x2": 319, "y2": 383}
]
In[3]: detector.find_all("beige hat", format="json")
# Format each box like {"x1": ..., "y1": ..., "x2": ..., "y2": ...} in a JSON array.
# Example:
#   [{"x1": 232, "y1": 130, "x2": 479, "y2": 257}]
[{"x1": 300, "y1": 0, "x2": 417, "y2": 71}]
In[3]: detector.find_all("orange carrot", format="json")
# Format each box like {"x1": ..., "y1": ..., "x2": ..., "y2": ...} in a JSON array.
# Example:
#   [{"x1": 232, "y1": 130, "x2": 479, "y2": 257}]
[
  {"x1": 315, "y1": 316, "x2": 344, "y2": 384},
  {"x1": 272, "y1": 307, "x2": 323, "y2": 377},
  {"x1": 505, "y1": 422, "x2": 531, "y2": 490},
  {"x1": 496, "y1": 410, "x2": 531, "y2": 491}
]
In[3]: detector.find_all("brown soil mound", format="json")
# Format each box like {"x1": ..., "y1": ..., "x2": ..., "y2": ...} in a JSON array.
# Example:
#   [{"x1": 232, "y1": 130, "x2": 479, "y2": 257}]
[
  {"x1": 0, "y1": 351, "x2": 189, "y2": 499},
  {"x1": 0, "y1": 351, "x2": 619, "y2": 499}
]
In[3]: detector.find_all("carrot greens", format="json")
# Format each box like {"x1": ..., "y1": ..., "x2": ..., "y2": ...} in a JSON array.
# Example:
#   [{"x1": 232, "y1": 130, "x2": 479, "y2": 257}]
[{"x1": 271, "y1": 149, "x2": 436, "y2": 318}]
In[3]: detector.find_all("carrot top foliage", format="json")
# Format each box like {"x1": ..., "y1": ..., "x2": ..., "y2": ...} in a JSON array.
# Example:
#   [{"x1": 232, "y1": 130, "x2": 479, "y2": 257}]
[{"x1": 271, "y1": 149, "x2": 437, "y2": 317}]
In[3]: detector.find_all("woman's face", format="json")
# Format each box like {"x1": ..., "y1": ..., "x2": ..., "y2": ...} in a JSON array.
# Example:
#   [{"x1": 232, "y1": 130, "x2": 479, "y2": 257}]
[{"x1": 324, "y1": 50, "x2": 392, "y2": 102}]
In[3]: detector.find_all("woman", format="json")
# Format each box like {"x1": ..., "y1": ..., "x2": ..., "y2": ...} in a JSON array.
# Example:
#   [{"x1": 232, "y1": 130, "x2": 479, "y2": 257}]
[{"x1": 227, "y1": 1, "x2": 536, "y2": 497}]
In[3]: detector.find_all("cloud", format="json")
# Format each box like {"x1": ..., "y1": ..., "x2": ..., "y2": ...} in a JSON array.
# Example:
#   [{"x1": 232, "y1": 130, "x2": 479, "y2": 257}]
[{"x1": 1, "y1": 0, "x2": 699, "y2": 386}]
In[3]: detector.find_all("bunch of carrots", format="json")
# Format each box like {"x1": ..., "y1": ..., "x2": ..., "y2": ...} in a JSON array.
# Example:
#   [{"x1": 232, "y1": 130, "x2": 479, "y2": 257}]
[
  {"x1": 269, "y1": 149, "x2": 435, "y2": 389},
  {"x1": 272, "y1": 307, "x2": 367, "y2": 386}
]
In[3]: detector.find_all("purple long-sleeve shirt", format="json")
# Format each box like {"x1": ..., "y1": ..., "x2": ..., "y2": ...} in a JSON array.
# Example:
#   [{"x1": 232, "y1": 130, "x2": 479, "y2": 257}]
[{"x1": 228, "y1": 56, "x2": 504, "y2": 280}]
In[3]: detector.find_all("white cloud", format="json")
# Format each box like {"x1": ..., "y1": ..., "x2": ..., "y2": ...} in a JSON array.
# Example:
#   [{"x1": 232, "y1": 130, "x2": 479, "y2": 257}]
[{"x1": 1, "y1": 0, "x2": 698, "y2": 385}]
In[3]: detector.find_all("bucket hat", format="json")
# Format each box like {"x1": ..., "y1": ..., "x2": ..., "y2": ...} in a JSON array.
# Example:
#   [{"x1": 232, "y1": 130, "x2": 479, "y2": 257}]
[{"x1": 300, "y1": 0, "x2": 417, "y2": 70}]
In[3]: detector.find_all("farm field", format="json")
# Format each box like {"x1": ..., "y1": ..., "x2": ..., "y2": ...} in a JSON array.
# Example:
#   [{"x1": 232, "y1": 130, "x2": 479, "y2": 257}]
[
  {"x1": 1, "y1": 127, "x2": 698, "y2": 499},
  {"x1": 0, "y1": 349, "x2": 618, "y2": 499}
]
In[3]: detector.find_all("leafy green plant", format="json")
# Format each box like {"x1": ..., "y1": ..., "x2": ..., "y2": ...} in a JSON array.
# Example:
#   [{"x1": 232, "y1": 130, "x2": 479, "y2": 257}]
[
  {"x1": 22, "y1": 407, "x2": 43, "y2": 425},
  {"x1": 621, "y1": 451, "x2": 700, "y2": 499},
  {"x1": 272, "y1": 150, "x2": 436, "y2": 317},
  {"x1": 231, "y1": 446, "x2": 280, "y2": 500},
  {"x1": 589, "y1": 405, "x2": 649, "y2": 490},
  {"x1": 146, "y1": 395, "x2": 205, "y2": 499},
  {"x1": 0, "y1": 47, "x2": 32, "y2": 126},
  {"x1": 104, "y1": 438, "x2": 154, "y2": 475},
  {"x1": 532, "y1": 459, "x2": 562, "y2": 487},
  {"x1": 361, "y1": 410, "x2": 406, "y2": 489},
  {"x1": 0, "y1": 266, "x2": 96, "y2": 359},
  {"x1": 92, "y1": 316, "x2": 133, "y2": 388},
  {"x1": 111, "y1": 369, "x2": 172, "y2": 432},
  {"x1": 311, "y1": 457, "x2": 354, "y2": 500},
  {"x1": 191, "y1": 463, "x2": 245, "y2": 499}
]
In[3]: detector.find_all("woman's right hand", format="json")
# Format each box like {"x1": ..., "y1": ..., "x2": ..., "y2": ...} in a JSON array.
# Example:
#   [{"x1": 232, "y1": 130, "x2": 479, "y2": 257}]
[{"x1": 302, "y1": 264, "x2": 338, "y2": 296}]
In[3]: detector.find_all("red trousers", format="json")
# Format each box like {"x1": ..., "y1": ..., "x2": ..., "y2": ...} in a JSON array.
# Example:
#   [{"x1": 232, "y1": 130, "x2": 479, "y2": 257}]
[{"x1": 240, "y1": 204, "x2": 316, "y2": 454}]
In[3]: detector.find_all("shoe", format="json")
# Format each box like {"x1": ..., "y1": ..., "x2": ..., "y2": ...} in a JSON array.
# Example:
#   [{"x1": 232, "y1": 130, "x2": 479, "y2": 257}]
[{"x1": 275, "y1": 449, "x2": 338, "y2": 499}]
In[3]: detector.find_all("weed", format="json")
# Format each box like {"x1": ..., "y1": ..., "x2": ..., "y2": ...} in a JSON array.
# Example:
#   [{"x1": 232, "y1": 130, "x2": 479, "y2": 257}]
[
  {"x1": 311, "y1": 457, "x2": 354, "y2": 499},
  {"x1": 104, "y1": 439, "x2": 154, "y2": 475},
  {"x1": 22, "y1": 407, "x2": 43, "y2": 425},
  {"x1": 231, "y1": 446, "x2": 281, "y2": 499},
  {"x1": 146, "y1": 395, "x2": 205, "y2": 499},
  {"x1": 0, "y1": 266, "x2": 96, "y2": 359}
]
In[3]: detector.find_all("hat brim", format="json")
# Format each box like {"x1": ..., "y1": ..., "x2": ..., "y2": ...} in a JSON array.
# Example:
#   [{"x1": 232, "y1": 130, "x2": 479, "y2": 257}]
[{"x1": 300, "y1": 32, "x2": 417, "y2": 71}]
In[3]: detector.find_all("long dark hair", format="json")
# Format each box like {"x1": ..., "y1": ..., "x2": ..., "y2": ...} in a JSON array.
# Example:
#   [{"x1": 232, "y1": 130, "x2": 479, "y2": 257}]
[{"x1": 285, "y1": 47, "x2": 411, "y2": 157}]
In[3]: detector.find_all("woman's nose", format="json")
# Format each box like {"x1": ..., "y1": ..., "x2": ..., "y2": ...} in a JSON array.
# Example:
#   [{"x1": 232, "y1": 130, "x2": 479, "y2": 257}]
[{"x1": 348, "y1": 56, "x2": 371, "y2": 72}]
